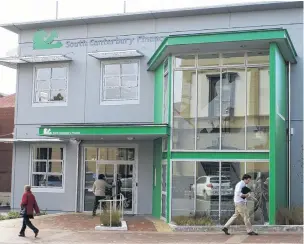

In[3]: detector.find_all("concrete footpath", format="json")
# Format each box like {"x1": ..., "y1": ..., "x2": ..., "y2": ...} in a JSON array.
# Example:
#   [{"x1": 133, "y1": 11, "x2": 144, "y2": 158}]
[{"x1": 0, "y1": 213, "x2": 302, "y2": 244}]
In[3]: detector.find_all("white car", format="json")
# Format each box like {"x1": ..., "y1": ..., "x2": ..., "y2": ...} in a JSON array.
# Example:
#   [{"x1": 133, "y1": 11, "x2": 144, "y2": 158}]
[{"x1": 192, "y1": 176, "x2": 233, "y2": 200}]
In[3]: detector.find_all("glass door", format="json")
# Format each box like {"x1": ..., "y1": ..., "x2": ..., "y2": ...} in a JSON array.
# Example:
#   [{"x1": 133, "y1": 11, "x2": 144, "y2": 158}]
[
  {"x1": 117, "y1": 164, "x2": 135, "y2": 214},
  {"x1": 83, "y1": 147, "x2": 137, "y2": 214}
]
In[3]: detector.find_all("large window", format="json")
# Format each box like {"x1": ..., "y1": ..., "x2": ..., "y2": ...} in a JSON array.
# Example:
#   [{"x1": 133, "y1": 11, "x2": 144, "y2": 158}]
[
  {"x1": 163, "y1": 59, "x2": 169, "y2": 123},
  {"x1": 172, "y1": 52, "x2": 269, "y2": 150},
  {"x1": 101, "y1": 60, "x2": 139, "y2": 104},
  {"x1": 171, "y1": 160, "x2": 269, "y2": 225},
  {"x1": 33, "y1": 64, "x2": 68, "y2": 105},
  {"x1": 31, "y1": 146, "x2": 65, "y2": 191}
]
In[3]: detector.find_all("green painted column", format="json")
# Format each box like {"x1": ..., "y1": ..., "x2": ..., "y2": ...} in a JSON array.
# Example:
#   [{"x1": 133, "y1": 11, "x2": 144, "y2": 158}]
[
  {"x1": 152, "y1": 138, "x2": 162, "y2": 218},
  {"x1": 152, "y1": 63, "x2": 164, "y2": 217},
  {"x1": 154, "y1": 64, "x2": 164, "y2": 123},
  {"x1": 269, "y1": 43, "x2": 288, "y2": 224},
  {"x1": 166, "y1": 56, "x2": 172, "y2": 222}
]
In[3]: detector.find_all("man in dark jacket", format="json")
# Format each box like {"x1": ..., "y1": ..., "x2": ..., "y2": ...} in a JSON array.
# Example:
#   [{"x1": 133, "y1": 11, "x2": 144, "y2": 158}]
[{"x1": 19, "y1": 185, "x2": 40, "y2": 238}]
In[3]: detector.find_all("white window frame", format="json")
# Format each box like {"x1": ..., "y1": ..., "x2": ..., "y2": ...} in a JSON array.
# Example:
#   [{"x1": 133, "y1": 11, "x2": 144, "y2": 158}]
[
  {"x1": 32, "y1": 63, "x2": 69, "y2": 107},
  {"x1": 100, "y1": 59, "x2": 140, "y2": 105},
  {"x1": 29, "y1": 144, "x2": 66, "y2": 193}
]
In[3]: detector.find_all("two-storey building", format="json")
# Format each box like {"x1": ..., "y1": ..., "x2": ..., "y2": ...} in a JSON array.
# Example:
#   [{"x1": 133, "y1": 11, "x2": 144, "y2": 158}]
[{"x1": 0, "y1": 1, "x2": 303, "y2": 225}]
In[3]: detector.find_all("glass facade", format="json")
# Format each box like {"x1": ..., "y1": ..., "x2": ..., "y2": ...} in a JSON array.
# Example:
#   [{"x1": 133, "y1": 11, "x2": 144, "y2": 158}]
[
  {"x1": 171, "y1": 161, "x2": 269, "y2": 225},
  {"x1": 172, "y1": 52, "x2": 270, "y2": 151}
]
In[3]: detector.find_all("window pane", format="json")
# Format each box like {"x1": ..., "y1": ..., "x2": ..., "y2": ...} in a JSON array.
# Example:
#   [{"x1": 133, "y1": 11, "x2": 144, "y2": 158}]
[
  {"x1": 221, "y1": 68, "x2": 246, "y2": 150},
  {"x1": 47, "y1": 175, "x2": 63, "y2": 187},
  {"x1": 163, "y1": 75, "x2": 169, "y2": 123},
  {"x1": 104, "y1": 87, "x2": 120, "y2": 100},
  {"x1": 121, "y1": 76, "x2": 137, "y2": 87},
  {"x1": 198, "y1": 53, "x2": 219, "y2": 66},
  {"x1": 162, "y1": 163, "x2": 167, "y2": 192},
  {"x1": 246, "y1": 67, "x2": 269, "y2": 150},
  {"x1": 246, "y1": 162, "x2": 269, "y2": 225},
  {"x1": 32, "y1": 174, "x2": 47, "y2": 187},
  {"x1": 222, "y1": 53, "x2": 245, "y2": 65},
  {"x1": 104, "y1": 77, "x2": 120, "y2": 87},
  {"x1": 219, "y1": 161, "x2": 245, "y2": 225},
  {"x1": 48, "y1": 147, "x2": 63, "y2": 160},
  {"x1": 121, "y1": 63, "x2": 138, "y2": 75},
  {"x1": 197, "y1": 70, "x2": 220, "y2": 150},
  {"x1": 35, "y1": 91, "x2": 49, "y2": 102},
  {"x1": 175, "y1": 55, "x2": 195, "y2": 68},
  {"x1": 33, "y1": 161, "x2": 47, "y2": 172},
  {"x1": 121, "y1": 87, "x2": 138, "y2": 100},
  {"x1": 48, "y1": 161, "x2": 63, "y2": 173},
  {"x1": 34, "y1": 148, "x2": 48, "y2": 160},
  {"x1": 104, "y1": 64, "x2": 120, "y2": 75},
  {"x1": 196, "y1": 161, "x2": 220, "y2": 224},
  {"x1": 36, "y1": 68, "x2": 51, "y2": 80},
  {"x1": 36, "y1": 80, "x2": 49, "y2": 90},
  {"x1": 247, "y1": 51, "x2": 269, "y2": 65},
  {"x1": 172, "y1": 70, "x2": 196, "y2": 150},
  {"x1": 50, "y1": 90, "x2": 66, "y2": 102},
  {"x1": 85, "y1": 148, "x2": 97, "y2": 160},
  {"x1": 52, "y1": 67, "x2": 66, "y2": 79},
  {"x1": 171, "y1": 161, "x2": 195, "y2": 218},
  {"x1": 51, "y1": 79, "x2": 67, "y2": 90}
]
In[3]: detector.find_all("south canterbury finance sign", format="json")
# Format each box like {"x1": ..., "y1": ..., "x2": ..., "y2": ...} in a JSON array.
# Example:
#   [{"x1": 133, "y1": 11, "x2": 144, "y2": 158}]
[{"x1": 33, "y1": 30, "x2": 165, "y2": 50}]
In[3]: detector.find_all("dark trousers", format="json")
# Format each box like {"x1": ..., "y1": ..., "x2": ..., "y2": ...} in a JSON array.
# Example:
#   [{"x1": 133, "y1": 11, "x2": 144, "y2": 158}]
[
  {"x1": 20, "y1": 215, "x2": 38, "y2": 234},
  {"x1": 93, "y1": 196, "x2": 106, "y2": 215}
]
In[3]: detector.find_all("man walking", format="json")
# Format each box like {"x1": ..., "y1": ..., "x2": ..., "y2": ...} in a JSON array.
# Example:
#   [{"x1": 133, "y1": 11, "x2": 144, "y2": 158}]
[{"x1": 222, "y1": 174, "x2": 258, "y2": 236}]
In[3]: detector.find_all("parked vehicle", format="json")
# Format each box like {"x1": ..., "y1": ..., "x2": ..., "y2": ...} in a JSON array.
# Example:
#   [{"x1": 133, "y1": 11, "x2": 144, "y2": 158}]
[{"x1": 192, "y1": 175, "x2": 233, "y2": 200}]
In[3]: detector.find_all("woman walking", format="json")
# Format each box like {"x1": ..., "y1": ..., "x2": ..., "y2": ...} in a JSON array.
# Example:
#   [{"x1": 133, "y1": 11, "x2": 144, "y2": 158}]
[{"x1": 19, "y1": 185, "x2": 40, "y2": 238}]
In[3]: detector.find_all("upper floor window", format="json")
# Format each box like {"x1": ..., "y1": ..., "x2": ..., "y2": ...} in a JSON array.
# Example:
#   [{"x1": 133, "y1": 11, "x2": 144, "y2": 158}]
[
  {"x1": 163, "y1": 59, "x2": 169, "y2": 123},
  {"x1": 101, "y1": 60, "x2": 139, "y2": 105},
  {"x1": 33, "y1": 64, "x2": 68, "y2": 106}
]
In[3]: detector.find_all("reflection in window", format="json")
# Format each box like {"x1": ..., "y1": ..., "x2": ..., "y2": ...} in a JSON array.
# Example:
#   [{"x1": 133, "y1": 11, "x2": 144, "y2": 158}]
[
  {"x1": 221, "y1": 69, "x2": 246, "y2": 150},
  {"x1": 246, "y1": 67, "x2": 270, "y2": 150},
  {"x1": 101, "y1": 61, "x2": 139, "y2": 102},
  {"x1": 34, "y1": 65, "x2": 68, "y2": 104},
  {"x1": 197, "y1": 70, "x2": 220, "y2": 150},
  {"x1": 31, "y1": 146, "x2": 64, "y2": 188},
  {"x1": 173, "y1": 52, "x2": 269, "y2": 150},
  {"x1": 171, "y1": 161, "x2": 269, "y2": 225},
  {"x1": 173, "y1": 70, "x2": 196, "y2": 150},
  {"x1": 171, "y1": 161, "x2": 195, "y2": 217}
]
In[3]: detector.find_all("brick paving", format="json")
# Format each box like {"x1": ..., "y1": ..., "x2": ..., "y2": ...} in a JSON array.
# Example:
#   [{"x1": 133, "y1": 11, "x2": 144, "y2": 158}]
[
  {"x1": 32, "y1": 213, "x2": 157, "y2": 232},
  {"x1": 0, "y1": 214, "x2": 302, "y2": 243}
]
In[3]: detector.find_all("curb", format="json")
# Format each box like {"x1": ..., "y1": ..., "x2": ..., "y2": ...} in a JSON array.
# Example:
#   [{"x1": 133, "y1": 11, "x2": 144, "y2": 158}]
[{"x1": 170, "y1": 224, "x2": 304, "y2": 233}]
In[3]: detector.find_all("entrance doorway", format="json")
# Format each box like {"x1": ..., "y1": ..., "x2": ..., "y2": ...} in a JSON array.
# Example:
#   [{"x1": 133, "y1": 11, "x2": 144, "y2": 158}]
[{"x1": 83, "y1": 146, "x2": 137, "y2": 214}]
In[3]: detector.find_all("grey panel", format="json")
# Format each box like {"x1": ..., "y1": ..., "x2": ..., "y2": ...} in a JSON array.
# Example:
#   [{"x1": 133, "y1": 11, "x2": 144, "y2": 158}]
[
  {"x1": 155, "y1": 14, "x2": 230, "y2": 33},
  {"x1": 230, "y1": 9, "x2": 303, "y2": 28},
  {"x1": 20, "y1": 25, "x2": 88, "y2": 44},
  {"x1": 11, "y1": 142, "x2": 77, "y2": 212},
  {"x1": 289, "y1": 121, "x2": 303, "y2": 207},
  {"x1": 88, "y1": 19, "x2": 155, "y2": 37}
]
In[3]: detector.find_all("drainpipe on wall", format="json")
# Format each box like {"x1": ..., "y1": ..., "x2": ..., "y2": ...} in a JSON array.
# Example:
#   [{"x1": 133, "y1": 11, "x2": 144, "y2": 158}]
[
  {"x1": 288, "y1": 62, "x2": 291, "y2": 208},
  {"x1": 288, "y1": 62, "x2": 291, "y2": 209},
  {"x1": 73, "y1": 139, "x2": 81, "y2": 212}
]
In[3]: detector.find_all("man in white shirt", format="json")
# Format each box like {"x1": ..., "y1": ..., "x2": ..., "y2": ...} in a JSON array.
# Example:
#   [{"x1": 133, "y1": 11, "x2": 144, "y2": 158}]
[{"x1": 222, "y1": 174, "x2": 258, "y2": 236}]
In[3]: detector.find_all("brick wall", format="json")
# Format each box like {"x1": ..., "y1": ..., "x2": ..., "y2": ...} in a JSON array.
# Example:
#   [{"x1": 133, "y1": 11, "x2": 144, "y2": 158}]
[{"x1": 0, "y1": 107, "x2": 14, "y2": 192}]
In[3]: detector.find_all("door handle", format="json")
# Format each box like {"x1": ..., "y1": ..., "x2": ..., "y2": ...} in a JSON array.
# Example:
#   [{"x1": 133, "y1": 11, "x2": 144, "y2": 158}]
[{"x1": 136, "y1": 183, "x2": 138, "y2": 187}]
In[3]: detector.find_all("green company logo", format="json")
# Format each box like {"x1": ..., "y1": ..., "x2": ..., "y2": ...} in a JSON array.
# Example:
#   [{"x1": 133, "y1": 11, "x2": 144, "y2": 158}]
[{"x1": 33, "y1": 29, "x2": 63, "y2": 50}]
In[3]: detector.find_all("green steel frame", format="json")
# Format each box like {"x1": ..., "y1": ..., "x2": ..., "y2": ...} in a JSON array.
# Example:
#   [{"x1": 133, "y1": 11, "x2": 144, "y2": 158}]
[{"x1": 151, "y1": 29, "x2": 296, "y2": 224}]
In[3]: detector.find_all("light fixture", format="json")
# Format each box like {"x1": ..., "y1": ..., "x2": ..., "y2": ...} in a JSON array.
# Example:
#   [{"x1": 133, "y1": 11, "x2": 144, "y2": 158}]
[{"x1": 127, "y1": 137, "x2": 134, "y2": 141}]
